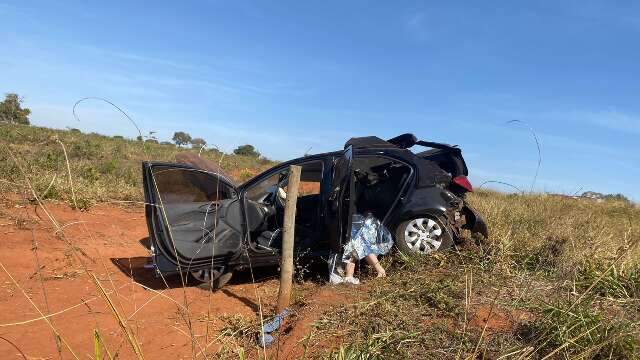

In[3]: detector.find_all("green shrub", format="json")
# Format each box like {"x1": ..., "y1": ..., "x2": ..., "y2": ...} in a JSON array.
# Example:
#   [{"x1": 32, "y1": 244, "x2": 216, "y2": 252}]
[
  {"x1": 519, "y1": 299, "x2": 638, "y2": 359},
  {"x1": 99, "y1": 159, "x2": 119, "y2": 175},
  {"x1": 576, "y1": 262, "x2": 640, "y2": 300}
]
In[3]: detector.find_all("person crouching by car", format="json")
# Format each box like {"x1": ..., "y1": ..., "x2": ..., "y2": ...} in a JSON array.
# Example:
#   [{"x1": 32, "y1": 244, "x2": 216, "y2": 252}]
[{"x1": 329, "y1": 212, "x2": 394, "y2": 285}]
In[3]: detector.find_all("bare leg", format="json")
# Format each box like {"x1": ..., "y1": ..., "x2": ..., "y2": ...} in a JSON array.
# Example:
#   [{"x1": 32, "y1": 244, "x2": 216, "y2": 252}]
[
  {"x1": 365, "y1": 254, "x2": 386, "y2": 278},
  {"x1": 344, "y1": 261, "x2": 356, "y2": 278},
  {"x1": 342, "y1": 259, "x2": 360, "y2": 284}
]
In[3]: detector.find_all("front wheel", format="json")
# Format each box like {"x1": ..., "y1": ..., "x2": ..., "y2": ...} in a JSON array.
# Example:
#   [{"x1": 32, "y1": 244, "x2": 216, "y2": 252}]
[
  {"x1": 395, "y1": 216, "x2": 453, "y2": 255},
  {"x1": 190, "y1": 267, "x2": 233, "y2": 290}
]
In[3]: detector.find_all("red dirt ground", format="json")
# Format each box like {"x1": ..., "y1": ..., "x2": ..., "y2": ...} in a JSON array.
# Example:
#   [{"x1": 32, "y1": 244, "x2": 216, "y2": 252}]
[
  {"x1": 269, "y1": 286, "x2": 358, "y2": 359},
  {"x1": 468, "y1": 305, "x2": 513, "y2": 333},
  {"x1": 0, "y1": 197, "x2": 525, "y2": 359},
  {"x1": 0, "y1": 198, "x2": 346, "y2": 359}
]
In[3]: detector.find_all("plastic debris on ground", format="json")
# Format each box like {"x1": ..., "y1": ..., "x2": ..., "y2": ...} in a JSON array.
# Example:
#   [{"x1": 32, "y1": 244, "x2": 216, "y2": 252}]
[{"x1": 257, "y1": 309, "x2": 290, "y2": 347}]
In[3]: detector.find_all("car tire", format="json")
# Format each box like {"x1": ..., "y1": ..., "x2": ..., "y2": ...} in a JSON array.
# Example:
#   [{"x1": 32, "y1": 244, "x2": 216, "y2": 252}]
[
  {"x1": 190, "y1": 267, "x2": 234, "y2": 290},
  {"x1": 395, "y1": 216, "x2": 453, "y2": 255}
]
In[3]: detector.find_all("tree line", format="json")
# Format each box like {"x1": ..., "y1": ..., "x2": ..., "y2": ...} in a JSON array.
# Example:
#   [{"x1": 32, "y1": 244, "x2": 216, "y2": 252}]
[
  {"x1": 1, "y1": 92, "x2": 261, "y2": 158},
  {"x1": 171, "y1": 131, "x2": 260, "y2": 157}
]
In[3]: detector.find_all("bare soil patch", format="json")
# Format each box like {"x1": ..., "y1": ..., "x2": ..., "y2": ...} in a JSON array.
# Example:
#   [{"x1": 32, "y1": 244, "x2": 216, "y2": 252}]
[
  {"x1": 0, "y1": 199, "x2": 291, "y2": 359},
  {"x1": 468, "y1": 304, "x2": 514, "y2": 333}
]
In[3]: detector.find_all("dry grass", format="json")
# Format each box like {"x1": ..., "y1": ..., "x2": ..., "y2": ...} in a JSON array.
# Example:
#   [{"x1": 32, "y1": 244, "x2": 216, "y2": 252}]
[
  {"x1": 469, "y1": 191, "x2": 640, "y2": 273},
  {"x1": 1, "y1": 123, "x2": 638, "y2": 359},
  {"x1": 0, "y1": 123, "x2": 277, "y2": 208},
  {"x1": 0, "y1": 123, "x2": 277, "y2": 359},
  {"x1": 315, "y1": 192, "x2": 640, "y2": 359}
]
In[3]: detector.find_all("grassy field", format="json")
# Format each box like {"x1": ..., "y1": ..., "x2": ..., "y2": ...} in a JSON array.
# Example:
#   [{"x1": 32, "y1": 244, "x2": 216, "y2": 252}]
[
  {"x1": 0, "y1": 123, "x2": 277, "y2": 208},
  {"x1": 312, "y1": 192, "x2": 640, "y2": 359},
  {"x1": 1, "y1": 123, "x2": 639, "y2": 359}
]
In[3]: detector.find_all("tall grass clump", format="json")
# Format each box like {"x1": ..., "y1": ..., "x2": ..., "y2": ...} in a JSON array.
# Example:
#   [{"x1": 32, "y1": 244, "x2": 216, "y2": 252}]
[
  {"x1": 575, "y1": 262, "x2": 640, "y2": 300},
  {"x1": 467, "y1": 190, "x2": 640, "y2": 276},
  {"x1": 519, "y1": 297, "x2": 638, "y2": 359}
]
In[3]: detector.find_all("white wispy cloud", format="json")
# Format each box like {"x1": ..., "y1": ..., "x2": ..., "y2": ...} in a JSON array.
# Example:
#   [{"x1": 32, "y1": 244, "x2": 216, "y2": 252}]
[
  {"x1": 559, "y1": 0, "x2": 640, "y2": 31},
  {"x1": 579, "y1": 109, "x2": 640, "y2": 134},
  {"x1": 80, "y1": 46, "x2": 276, "y2": 93},
  {"x1": 405, "y1": 12, "x2": 429, "y2": 41},
  {"x1": 105, "y1": 49, "x2": 197, "y2": 71},
  {"x1": 479, "y1": 105, "x2": 640, "y2": 138}
]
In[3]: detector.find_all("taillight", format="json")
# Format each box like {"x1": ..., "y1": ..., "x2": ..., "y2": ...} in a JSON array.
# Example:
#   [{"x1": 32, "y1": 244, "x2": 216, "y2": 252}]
[{"x1": 452, "y1": 175, "x2": 473, "y2": 192}]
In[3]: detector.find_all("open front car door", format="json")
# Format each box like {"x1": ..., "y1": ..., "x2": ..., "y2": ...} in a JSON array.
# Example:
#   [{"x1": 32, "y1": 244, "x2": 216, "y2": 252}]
[{"x1": 142, "y1": 162, "x2": 244, "y2": 275}]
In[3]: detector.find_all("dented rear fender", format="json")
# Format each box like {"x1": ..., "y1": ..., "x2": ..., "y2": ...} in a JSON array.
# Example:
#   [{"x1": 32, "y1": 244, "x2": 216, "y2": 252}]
[{"x1": 462, "y1": 205, "x2": 489, "y2": 239}]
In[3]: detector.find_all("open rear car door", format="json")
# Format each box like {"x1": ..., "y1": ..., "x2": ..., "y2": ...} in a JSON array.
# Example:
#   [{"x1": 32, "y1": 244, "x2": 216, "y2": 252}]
[
  {"x1": 142, "y1": 162, "x2": 244, "y2": 275},
  {"x1": 325, "y1": 146, "x2": 355, "y2": 253}
]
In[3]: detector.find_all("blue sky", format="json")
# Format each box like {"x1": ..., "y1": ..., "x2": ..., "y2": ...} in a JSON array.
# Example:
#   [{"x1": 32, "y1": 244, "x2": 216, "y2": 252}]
[{"x1": 1, "y1": 1, "x2": 639, "y2": 200}]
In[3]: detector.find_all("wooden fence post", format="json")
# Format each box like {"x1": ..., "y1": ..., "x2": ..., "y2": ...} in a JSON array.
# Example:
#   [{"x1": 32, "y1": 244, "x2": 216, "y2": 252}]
[{"x1": 276, "y1": 165, "x2": 301, "y2": 313}]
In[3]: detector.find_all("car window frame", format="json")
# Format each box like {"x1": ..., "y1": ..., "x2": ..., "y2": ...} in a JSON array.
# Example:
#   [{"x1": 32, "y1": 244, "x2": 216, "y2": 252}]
[
  {"x1": 239, "y1": 157, "x2": 330, "y2": 254},
  {"x1": 352, "y1": 153, "x2": 414, "y2": 224},
  {"x1": 241, "y1": 158, "x2": 326, "y2": 201}
]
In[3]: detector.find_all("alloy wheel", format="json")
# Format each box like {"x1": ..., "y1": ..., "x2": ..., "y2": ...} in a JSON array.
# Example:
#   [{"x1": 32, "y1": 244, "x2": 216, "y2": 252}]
[{"x1": 403, "y1": 217, "x2": 444, "y2": 254}]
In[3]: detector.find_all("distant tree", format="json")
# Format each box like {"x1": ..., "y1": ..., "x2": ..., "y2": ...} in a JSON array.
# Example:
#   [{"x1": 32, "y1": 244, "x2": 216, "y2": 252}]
[
  {"x1": 145, "y1": 139, "x2": 159, "y2": 144},
  {"x1": 112, "y1": 135, "x2": 124, "y2": 139},
  {"x1": 582, "y1": 191, "x2": 631, "y2": 204},
  {"x1": 604, "y1": 193, "x2": 631, "y2": 203},
  {"x1": 172, "y1": 131, "x2": 192, "y2": 147},
  {"x1": 233, "y1": 144, "x2": 260, "y2": 158},
  {"x1": 136, "y1": 135, "x2": 143, "y2": 141},
  {"x1": 190, "y1": 137, "x2": 207, "y2": 149},
  {"x1": 0, "y1": 93, "x2": 31, "y2": 125},
  {"x1": 160, "y1": 141, "x2": 174, "y2": 146},
  {"x1": 207, "y1": 147, "x2": 223, "y2": 156},
  {"x1": 581, "y1": 191, "x2": 603, "y2": 200}
]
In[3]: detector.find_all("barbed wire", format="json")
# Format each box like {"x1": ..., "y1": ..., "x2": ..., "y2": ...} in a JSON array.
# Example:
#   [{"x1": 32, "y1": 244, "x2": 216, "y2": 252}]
[
  {"x1": 72, "y1": 97, "x2": 143, "y2": 141},
  {"x1": 478, "y1": 180, "x2": 524, "y2": 194}
]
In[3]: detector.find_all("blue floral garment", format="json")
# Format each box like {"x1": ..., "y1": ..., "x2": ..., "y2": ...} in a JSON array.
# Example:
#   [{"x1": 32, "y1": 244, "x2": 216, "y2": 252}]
[{"x1": 342, "y1": 213, "x2": 394, "y2": 263}]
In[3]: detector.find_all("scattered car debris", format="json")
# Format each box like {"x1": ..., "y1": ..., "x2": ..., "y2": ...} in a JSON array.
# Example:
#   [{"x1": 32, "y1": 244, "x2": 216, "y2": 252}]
[{"x1": 257, "y1": 309, "x2": 290, "y2": 347}]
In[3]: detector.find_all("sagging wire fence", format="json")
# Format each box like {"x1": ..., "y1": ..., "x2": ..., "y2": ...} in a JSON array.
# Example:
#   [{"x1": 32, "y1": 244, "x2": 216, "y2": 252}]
[
  {"x1": 476, "y1": 119, "x2": 542, "y2": 196},
  {"x1": 506, "y1": 119, "x2": 542, "y2": 193}
]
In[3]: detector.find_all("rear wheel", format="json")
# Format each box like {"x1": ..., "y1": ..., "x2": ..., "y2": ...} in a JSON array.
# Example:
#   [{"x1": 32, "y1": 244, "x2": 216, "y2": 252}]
[
  {"x1": 395, "y1": 216, "x2": 453, "y2": 255},
  {"x1": 190, "y1": 267, "x2": 233, "y2": 290}
]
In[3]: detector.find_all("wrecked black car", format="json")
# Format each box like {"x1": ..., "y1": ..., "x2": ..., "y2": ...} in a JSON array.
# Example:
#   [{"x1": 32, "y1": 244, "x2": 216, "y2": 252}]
[{"x1": 142, "y1": 133, "x2": 488, "y2": 287}]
